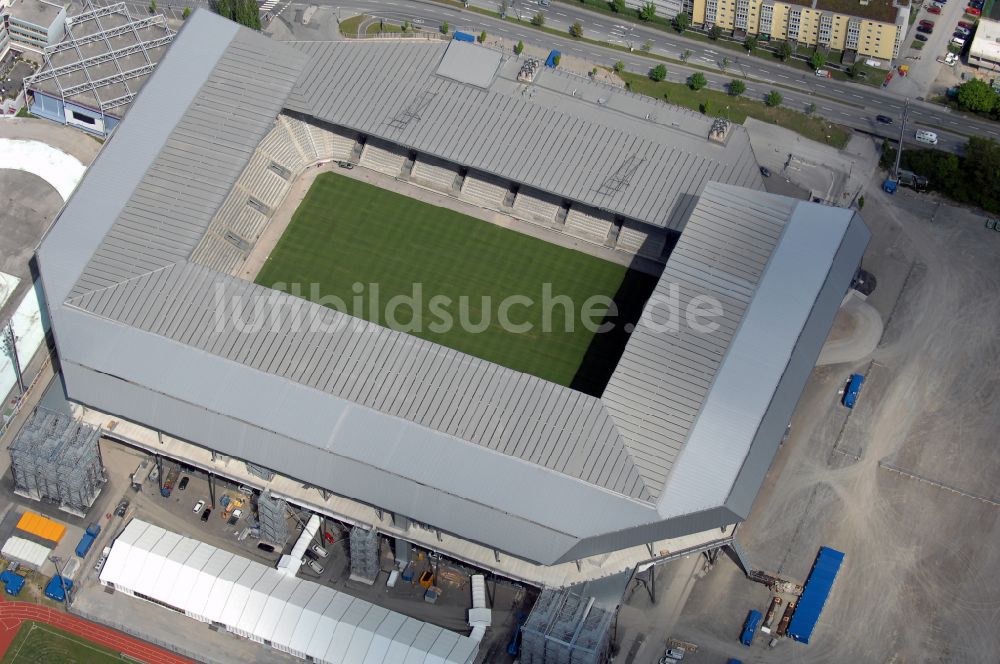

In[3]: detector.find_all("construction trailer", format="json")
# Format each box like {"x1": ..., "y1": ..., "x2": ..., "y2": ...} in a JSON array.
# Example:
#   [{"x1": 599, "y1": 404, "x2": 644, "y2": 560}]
[
  {"x1": 787, "y1": 546, "x2": 845, "y2": 644},
  {"x1": 8, "y1": 408, "x2": 105, "y2": 516}
]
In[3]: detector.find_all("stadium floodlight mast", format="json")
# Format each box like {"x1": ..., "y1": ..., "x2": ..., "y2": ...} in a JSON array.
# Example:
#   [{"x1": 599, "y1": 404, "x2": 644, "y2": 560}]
[
  {"x1": 49, "y1": 555, "x2": 73, "y2": 610},
  {"x1": 1, "y1": 323, "x2": 24, "y2": 396}
]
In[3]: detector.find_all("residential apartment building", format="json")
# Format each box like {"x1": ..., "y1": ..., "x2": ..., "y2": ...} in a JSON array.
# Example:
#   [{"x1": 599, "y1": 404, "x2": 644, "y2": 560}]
[
  {"x1": 692, "y1": 0, "x2": 910, "y2": 60},
  {"x1": 1, "y1": 0, "x2": 66, "y2": 54}
]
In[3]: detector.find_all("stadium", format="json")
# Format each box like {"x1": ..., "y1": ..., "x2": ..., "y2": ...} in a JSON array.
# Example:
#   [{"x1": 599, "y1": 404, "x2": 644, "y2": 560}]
[{"x1": 36, "y1": 8, "x2": 869, "y2": 592}]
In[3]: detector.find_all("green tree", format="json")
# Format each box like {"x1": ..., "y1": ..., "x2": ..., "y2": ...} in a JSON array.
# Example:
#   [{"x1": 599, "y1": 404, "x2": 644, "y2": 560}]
[
  {"x1": 478, "y1": 30, "x2": 487, "y2": 43},
  {"x1": 806, "y1": 102, "x2": 816, "y2": 114},
  {"x1": 709, "y1": 25, "x2": 722, "y2": 39},
  {"x1": 149, "y1": 0, "x2": 156, "y2": 11},
  {"x1": 964, "y1": 137, "x2": 1000, "y2": 211},
  {"x1": 514, "y1": 40, "x2": 525, "y2": 55},
  {"x1": 611, "y1": 0, "x2": 625, "y2": 12},
  {"x1": 531, "y1": 12, "x2": 545, "y2": 26},
  {"x1": 649, "y1": 64, "x2": 667, "y2": 81},
  {"x1": 810, "y1": 51, "x2": 826, "y2": 70},
  {"x1": 688, "y1": 72, "x2": 707, "y2": 90},
  {"x1": 744, "y1": 35, "x2": 757, "y2": 54},
  {"x1": 681, "y1": 49, "x2": 692, "y2": 61},
  {"x1": 641, "y1": 39, "x2": 653, "y2": 51},
  {"x1": 721, "y1": 56, "x2": 730, "y2": 70},
  {"x1": 857, "y1": 195, "x2": 865, "y2": 210},
  {"x1": 182, "y1": 6, "x2": 191, "y2": 18},
  {"x1": 848, "y1": 62, "x2": 862, "y2": 78},
  {"x1": 673, "y1": 11, "x2": 690, "y2": 32},
  {"x1": 729, "y1": 79, "x2": 746, "y2": 96},
  {"x1": 569, "y1": 21, "x2": 584, "y2": 38},
  {"x1": 614, "y1": 60, "x2": 625, "y2": 73},
  {"x1": 639, "y1": 2, "x2": 656, "y2": 21},
  {"x1": 956, "y1": 79, "x2": 998, "y2": 114},
  {"x1": 440, "y1": 21, "x2": 449, "y2": 34},
  {"x1": 212, "y1": 0, "x2": 260, "y2": 30},
  {"x1": 777, "y1": 41, "x2": 793, "y2": 61},
  {"x1": 765, "y1": 90, "x2": 783, "y2": 106}
]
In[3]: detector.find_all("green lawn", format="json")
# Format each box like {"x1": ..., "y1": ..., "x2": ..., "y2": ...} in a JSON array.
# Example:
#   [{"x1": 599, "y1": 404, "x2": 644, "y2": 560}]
[
  {"x1": 255, "y1": 173, "x2": 657, "y2": 393},
  {"x1": 0, "y1": 622, "x2": 120, "y2": 663},
  {"x1": 620, "y1": 72, "x2": 851, "y2": 149}
]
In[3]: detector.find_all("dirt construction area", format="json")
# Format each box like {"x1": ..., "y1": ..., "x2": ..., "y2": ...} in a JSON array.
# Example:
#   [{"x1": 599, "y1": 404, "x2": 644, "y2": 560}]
[{"x1": 667, "y1": 180, "x2": 1000, "y2": 663}]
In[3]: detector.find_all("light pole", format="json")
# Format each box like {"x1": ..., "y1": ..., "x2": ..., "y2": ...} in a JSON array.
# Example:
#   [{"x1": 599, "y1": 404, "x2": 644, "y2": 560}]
[
  {"x1": 49, "y1": 555, "x2": 72, "y2": 610},
  {"x1": 1, "y1": 323, "x2": 24, "y2": 396}
]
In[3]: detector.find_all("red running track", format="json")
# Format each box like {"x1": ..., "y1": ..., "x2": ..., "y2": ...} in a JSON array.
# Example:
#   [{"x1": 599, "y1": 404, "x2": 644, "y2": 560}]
[{"x1": 0, "y1": 601, "x2": 193, "y2": 663}]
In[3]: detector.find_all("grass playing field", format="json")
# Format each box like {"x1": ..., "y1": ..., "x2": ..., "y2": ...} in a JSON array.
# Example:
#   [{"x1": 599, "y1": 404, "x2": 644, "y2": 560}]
[
  {"x1": 1, "y1": 622, "x2": 120, "y2": 663},
  {"x1": 255, "y1": 173, "x2": 659, "y2": 393}
]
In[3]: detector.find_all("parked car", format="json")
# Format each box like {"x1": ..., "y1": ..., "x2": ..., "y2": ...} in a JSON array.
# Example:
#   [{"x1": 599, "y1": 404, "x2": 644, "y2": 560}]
[
  {"x1": 919, "y1": 18, "x2": 935, "y2": 26},
  {"x1": 917, "y1": 25, "x2": 934, "y2": 33},
  {"x1": 815, "y1": 68, "x2": 832, "y2": 78},
  {"x1": 956, "y1": 27, "x2": 971, "y2": 35},
  {"x1": 231, "y1": 508, "x2": 243, "y2": 520},
  {"x1": 665, "y1": 648, "x2": 686, "y2": 660},
  {"x1": 304, "y1": 549, "x2": 319, "y2": 561},
  {"x1": 306, "y1": 559, "x2": 324, "y2": 574},
  {"x1": 927, "y1": 5, "x2": 941, "y2": 13},
  {"x1": 954, "y1": 30, "x2": 969, "y2": 38},
  {"x1": 115, "y1": 500, "x2": 129, "y2": 517},
  {"x1": 178, "y1": 476, "x2": 189, "y2": 490},
  {"x1": 201, "y1": 508, "x2": 212, "y2": 522},
  {"x1": 193, "y1": 499, "x2": 205, "y2": 513},
  {"x1": 966, "y1": 7, "x2": 981, "y2": 16},
  {"x1": 310, "y1": 544, "x2": 329, "y2": 558},
  {"x1": 958, "y1": 20, "x2": 973, "y2": 29},
  {"x1": 915, "y1": 33, "x2": 929, "y2": 41},
  {"x1": 876, "y1": 115, "x2": 894, "y2": 124},
  {"x1": 759, "y1": 166, "x2": 771, "y2": 177}
]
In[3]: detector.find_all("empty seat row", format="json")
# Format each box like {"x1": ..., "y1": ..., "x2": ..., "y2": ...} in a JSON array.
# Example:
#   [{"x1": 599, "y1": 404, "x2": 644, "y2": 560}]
[
  {"x1": 237, "y1": 153, "x2": 290, "y2": 210},
  {"x1": 564, "y1": 207, "x2": 613, "y2": 242},
  {"x1": 460, "y1": 174, "x2": 508, "y2": 209},
  {"x1": 616, "y1": 220, "x2": 667, "y2": 258},
  {"x1": 512, "y1": 192, "x2": 560, "y2": 223},
  {"x1": 213, "y1": 187, "x2": 271, "y2": 242},
  {"x1": 190, "y1": 230, "x2": 246, "y2": 275},
  {"x1": 359, "y1": 142, "x2": 407, "y2": 176},
  {"x1": 258, "y1": 122, "x2": 307, "y2": 174},
  {"x1": 410, "y1": 158, "x2": 458, "y2": 191}
]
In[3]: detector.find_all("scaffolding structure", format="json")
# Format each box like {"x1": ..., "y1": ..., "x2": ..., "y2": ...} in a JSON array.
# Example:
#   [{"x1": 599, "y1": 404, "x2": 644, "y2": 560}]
[
  {"x1": 8, "y1": 408, "x2": 105, "y2": 516},
  {"x1": 256, "y1": 490, "x2": 289, "y2": 548},
  {"x1": 520, "y1": 589, "x2": 614, "y2": 664},
  {"x1": 349, "y1": 526, "x2": 380, "y2": 584}
]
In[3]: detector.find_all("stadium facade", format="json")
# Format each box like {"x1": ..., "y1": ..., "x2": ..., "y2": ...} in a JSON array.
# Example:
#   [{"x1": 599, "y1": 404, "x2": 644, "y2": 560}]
[{"x1": 36, "y1": 11, "x2": 869, "y2": 581}]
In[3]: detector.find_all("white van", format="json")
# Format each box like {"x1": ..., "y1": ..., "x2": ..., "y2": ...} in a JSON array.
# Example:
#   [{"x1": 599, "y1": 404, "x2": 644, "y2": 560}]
[{"x1": 915, "y1": 130, "x2": 938, "y2": 145}]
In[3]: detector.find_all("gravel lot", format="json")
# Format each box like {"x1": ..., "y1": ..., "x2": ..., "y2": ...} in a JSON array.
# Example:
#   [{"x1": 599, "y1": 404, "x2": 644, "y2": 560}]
[{"x1": 666, "y1": 180, "x2": 1000, "y2": 663}]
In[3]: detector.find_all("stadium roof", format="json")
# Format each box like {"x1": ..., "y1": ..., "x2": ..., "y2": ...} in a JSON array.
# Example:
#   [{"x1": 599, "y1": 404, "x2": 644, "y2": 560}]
[
  {"x1": 37, "y1": 11, "x2": 869, "y2": 565},
  {"x1": 285, "y1": 39, "x2": 763, "y2": 232},
  {"x1": 24, "y1": 3, "x2": 175, "y2": 114},
  {"x1": 101, "y1": 519, "x2": 479, "y2": 663}
]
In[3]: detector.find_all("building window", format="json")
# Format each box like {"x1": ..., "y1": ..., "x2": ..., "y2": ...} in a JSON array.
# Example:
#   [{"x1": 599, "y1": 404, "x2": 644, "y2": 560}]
[{"x1": 72, "y1": 111, "x2": 97, "y2": 125}]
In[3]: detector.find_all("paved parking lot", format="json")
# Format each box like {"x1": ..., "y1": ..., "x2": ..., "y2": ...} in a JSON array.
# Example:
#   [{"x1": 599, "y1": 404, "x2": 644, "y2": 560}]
[{"x1": 662, "y1": 180, "x2": 1000, "y2": 663}]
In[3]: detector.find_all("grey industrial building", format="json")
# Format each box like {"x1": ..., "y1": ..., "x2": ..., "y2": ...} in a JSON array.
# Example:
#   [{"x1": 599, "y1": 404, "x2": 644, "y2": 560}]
[{"x1": 36, "y1": 10, "x2": 869, "y2": 581}]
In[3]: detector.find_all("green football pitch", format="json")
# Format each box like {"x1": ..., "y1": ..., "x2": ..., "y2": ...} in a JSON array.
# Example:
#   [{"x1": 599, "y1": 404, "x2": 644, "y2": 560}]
[
  {"x1": 255, "y1": 173, "x2": 659, "y2": 393},
  {"x1": 1, "y1": 622, "x2": 120, "y2": 663}
]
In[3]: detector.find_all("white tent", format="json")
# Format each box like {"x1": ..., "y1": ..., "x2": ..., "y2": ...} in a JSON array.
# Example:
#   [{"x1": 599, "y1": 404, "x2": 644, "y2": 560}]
[
  {"x1": 2, "y1": 536, "x2": 51, "y2": 569},
  {"x1": 100, "y1": 520, "x2": 479, "y2": 663}
]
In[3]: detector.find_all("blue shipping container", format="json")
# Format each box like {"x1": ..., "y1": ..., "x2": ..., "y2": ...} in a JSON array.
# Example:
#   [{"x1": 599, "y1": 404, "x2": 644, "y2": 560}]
[
  {"x1": 44, "y1": 575, "x2": 73, "y2": 602},
  {"x1": 453, "y1": 32, "x2": 475, "y2": 42},
  {"x1": 86, "y1": 522, "x2": 101, "y2": 537},
  {"x1": 545, "y1": 50, "x2": 561, "y2": 67},
  {"x1": 842, "y1": 374, "x2": 864, "y2": 408},
  {"x1": 787, "y1": 546, "x2": 845, "y2": 644},
  {"x1": 1, "y1": 570, "x2": 25, "y2": 596},
  {"x1": 75, "y1": 532, "x2": 96, "y2": 558},
  {"x1": 739, "y1": 610, "x2": 762, "y2": 646}
]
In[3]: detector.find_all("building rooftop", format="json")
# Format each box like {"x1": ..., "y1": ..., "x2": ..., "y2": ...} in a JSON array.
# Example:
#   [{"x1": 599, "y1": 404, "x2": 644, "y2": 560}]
[
  {"x1": 970, "y1": 18, "x2": 1000, "y2": 64},
  {"x1": 36, "y1": 11, "x2": 870, "y2": 565},
  {"x1": 5, "y1": 0, "x2": 63, "y2": 27},
  {"x1": 285, "y1": 39, "x2": 763, "y2": 232},
  {"x1": 775, "y1": 0, "x2": 904, "y2": 24},
  {"x1": 24, "y1": 2, "x2": 174, "y2": 115}
]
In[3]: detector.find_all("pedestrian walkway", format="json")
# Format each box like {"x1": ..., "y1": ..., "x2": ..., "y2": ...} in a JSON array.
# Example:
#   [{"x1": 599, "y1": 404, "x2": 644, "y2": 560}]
[{"x1": 0, "y1": 602, "x2": 192, "y2": 664}]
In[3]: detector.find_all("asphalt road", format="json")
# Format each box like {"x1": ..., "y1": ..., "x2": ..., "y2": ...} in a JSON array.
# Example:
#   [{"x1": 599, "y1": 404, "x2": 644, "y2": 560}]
[{"x1": 97, "y1": 0, "x2": 1000, "y2": 153}]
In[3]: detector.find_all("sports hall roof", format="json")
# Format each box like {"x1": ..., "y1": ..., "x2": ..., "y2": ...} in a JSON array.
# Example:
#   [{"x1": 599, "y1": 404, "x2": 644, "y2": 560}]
[{"x1": 37, "y1": 11, "x2": 869, "y2": 565}]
